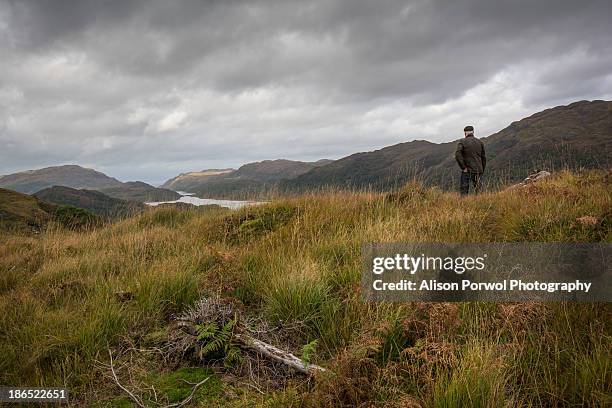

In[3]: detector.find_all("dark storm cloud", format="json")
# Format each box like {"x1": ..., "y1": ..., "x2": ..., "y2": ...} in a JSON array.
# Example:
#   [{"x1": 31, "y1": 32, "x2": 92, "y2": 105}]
[{"x1": 1, "y1": 0, "x2": 611, "y2": 183}]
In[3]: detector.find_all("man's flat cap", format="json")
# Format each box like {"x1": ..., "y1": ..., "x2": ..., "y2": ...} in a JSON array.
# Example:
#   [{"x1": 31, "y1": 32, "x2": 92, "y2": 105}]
[{"x1": 464, "y1": 125, "x2": 474, "y2": 131}]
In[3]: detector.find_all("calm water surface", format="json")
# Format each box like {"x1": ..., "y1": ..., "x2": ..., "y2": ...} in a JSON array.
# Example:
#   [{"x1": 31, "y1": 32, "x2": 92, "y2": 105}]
[{"x1": 146, "y1": 191, "x2": 262, "y2": 209}]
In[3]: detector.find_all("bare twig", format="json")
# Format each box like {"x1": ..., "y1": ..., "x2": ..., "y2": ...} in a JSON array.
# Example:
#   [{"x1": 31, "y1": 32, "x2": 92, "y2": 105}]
[
  {"x1": 240, "y1": 380, "x2": 265, "y2": 395},
  {"x1": 107, "y1": 347, "x2": 210, "y2": 408},
  {"x1": 108, "y1": 348, "x2": 146, "y2": 408}
]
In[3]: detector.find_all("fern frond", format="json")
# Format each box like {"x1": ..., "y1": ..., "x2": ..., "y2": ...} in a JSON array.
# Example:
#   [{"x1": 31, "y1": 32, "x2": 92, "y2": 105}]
[{"x1": 196, "y1": 322, "x2": 218, "y2": 340}]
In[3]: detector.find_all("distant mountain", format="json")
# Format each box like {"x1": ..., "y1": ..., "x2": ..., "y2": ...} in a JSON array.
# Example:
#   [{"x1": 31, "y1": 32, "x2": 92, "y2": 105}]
[
  {"x1": 162, "y1": 159, "x2": 333, "y2": 199},
  {"x1": 34, "y1": 186, "x2": 145, "y2": 219},
  {"x1": 232, "y1": 159, "x2": 334, "y2": 181},
  {"x1": 161, "y1": 169, "x2": 234, "y2": 191},
  {"x1": 283, "y1": 100, "x2": 612, "y2": 192},
  {"x1": 98, "y1": 181, "x2": 180, "y2": 202},
  {"x1": 0, "y1": 165, "x2": 123, "y2": 194},
  {"x1": 0, "y1": 188, "x2": 99, "y2": 233},
  {"x1": 0, "y1": 165, "x2": 180, "y2": 202}
]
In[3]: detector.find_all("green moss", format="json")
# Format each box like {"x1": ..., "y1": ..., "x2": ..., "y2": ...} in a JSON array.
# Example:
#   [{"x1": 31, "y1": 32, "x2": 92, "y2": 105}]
[{"x1": 147, "y1": 367, "x2": 222, "y2": 404}]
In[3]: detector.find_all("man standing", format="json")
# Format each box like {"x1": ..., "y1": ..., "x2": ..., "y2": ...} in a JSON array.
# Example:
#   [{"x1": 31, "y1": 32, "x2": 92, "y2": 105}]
[{"x1": 455, "y1": 125, "x2": 486, "y2": 195}]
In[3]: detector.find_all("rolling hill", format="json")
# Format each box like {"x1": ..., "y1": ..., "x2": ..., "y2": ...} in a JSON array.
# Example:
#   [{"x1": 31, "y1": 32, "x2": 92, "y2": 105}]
[
  {"x1": 98, "y1": 181, "x2": 180, "y2": 202},
  {"x1": 0, "y1": 165, "x2": 122, "y2": 194},
  {"x1": 0, "y1": 188, "x2": 100, "y2": 233},
  {"x1": 0, "y1": 188, "x2": 54, "y2": 233},
  {"x1": 0, "y1": 165, "x2": 181, "y2": 202},
  {"x1": 282, "y1": 100, "x2": 612, "y2": 192},
  {"x1": 33, "y1": 186, "x2": 145, "y2": 219}
]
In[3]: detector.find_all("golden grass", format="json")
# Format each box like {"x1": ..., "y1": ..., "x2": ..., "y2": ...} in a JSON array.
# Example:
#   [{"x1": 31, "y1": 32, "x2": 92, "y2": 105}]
[{"x1": 0, "y1": 170, "x2": 610, "y2": 406}]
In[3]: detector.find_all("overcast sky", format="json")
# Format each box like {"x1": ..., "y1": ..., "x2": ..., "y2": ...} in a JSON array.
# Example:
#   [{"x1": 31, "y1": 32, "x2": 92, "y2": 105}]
[{"x1": 1, "y1": 0, "x2": 611, "y2": 184}]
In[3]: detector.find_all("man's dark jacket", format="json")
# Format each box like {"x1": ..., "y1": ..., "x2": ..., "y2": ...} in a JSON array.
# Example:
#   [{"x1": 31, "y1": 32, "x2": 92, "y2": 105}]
[{"x1": 455, "y1": 135, "x2": 486, "y2": 173}]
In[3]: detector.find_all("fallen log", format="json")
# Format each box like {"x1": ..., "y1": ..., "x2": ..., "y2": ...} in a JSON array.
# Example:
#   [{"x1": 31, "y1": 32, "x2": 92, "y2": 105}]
[{"x1": 234, "y1": 333, "x2": 327, "y2": 375}]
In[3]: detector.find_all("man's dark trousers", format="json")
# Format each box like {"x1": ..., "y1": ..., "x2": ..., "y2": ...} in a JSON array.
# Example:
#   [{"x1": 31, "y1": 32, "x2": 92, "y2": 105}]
[{"x1": 460, "y1": 171, "x2": 482, "y2": 195}]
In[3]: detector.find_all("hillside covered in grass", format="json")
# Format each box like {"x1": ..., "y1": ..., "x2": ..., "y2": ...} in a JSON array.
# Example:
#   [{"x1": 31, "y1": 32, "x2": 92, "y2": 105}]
[
  {"x1": 0, "y1": 188, "x2": 102, "y2": 234},
  {"x1": 34, "y1": 186, "x2": 146, "y2": 219},
  {"x1": 0, "y1": 171, "x2": 610, "y2": 406},
  {"x1": 0, "y1": 188, "x2": 54, "y2": 233}
]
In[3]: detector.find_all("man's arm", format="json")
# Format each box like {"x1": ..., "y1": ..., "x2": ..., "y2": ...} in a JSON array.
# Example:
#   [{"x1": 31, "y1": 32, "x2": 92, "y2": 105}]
[
  {"x1": 480, "y1": 142, "x2": 486, "y2": 172},
  {"x1": 455, "y1": 141, "x2": 466, "y2": 170}
]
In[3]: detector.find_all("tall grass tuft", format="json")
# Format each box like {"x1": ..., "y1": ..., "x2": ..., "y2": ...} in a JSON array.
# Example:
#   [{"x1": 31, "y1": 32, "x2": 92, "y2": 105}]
[{"x1": 432, "y1": 342, "x2": 512, "y2": 407}]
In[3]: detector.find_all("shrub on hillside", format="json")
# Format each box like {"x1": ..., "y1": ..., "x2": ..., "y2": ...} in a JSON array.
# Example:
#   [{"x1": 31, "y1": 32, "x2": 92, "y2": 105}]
[
  {"x1": 221, "y1": 203, "x2": 297, "y2": 243},
  {"x1": 52, "y1": 205, "x2": 101, "y2": 230}
]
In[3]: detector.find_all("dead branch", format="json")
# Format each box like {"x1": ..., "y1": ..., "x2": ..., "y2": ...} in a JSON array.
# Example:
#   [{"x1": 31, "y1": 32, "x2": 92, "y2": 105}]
[{"x1": 234, "y1": 333, "x2": 326, "y2": 376}]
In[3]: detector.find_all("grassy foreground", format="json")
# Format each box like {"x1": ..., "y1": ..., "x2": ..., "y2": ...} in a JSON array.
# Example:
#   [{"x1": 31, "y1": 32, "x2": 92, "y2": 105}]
[{"x1": 1, "y1": 171, "x2": 610, "y2": 407}]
